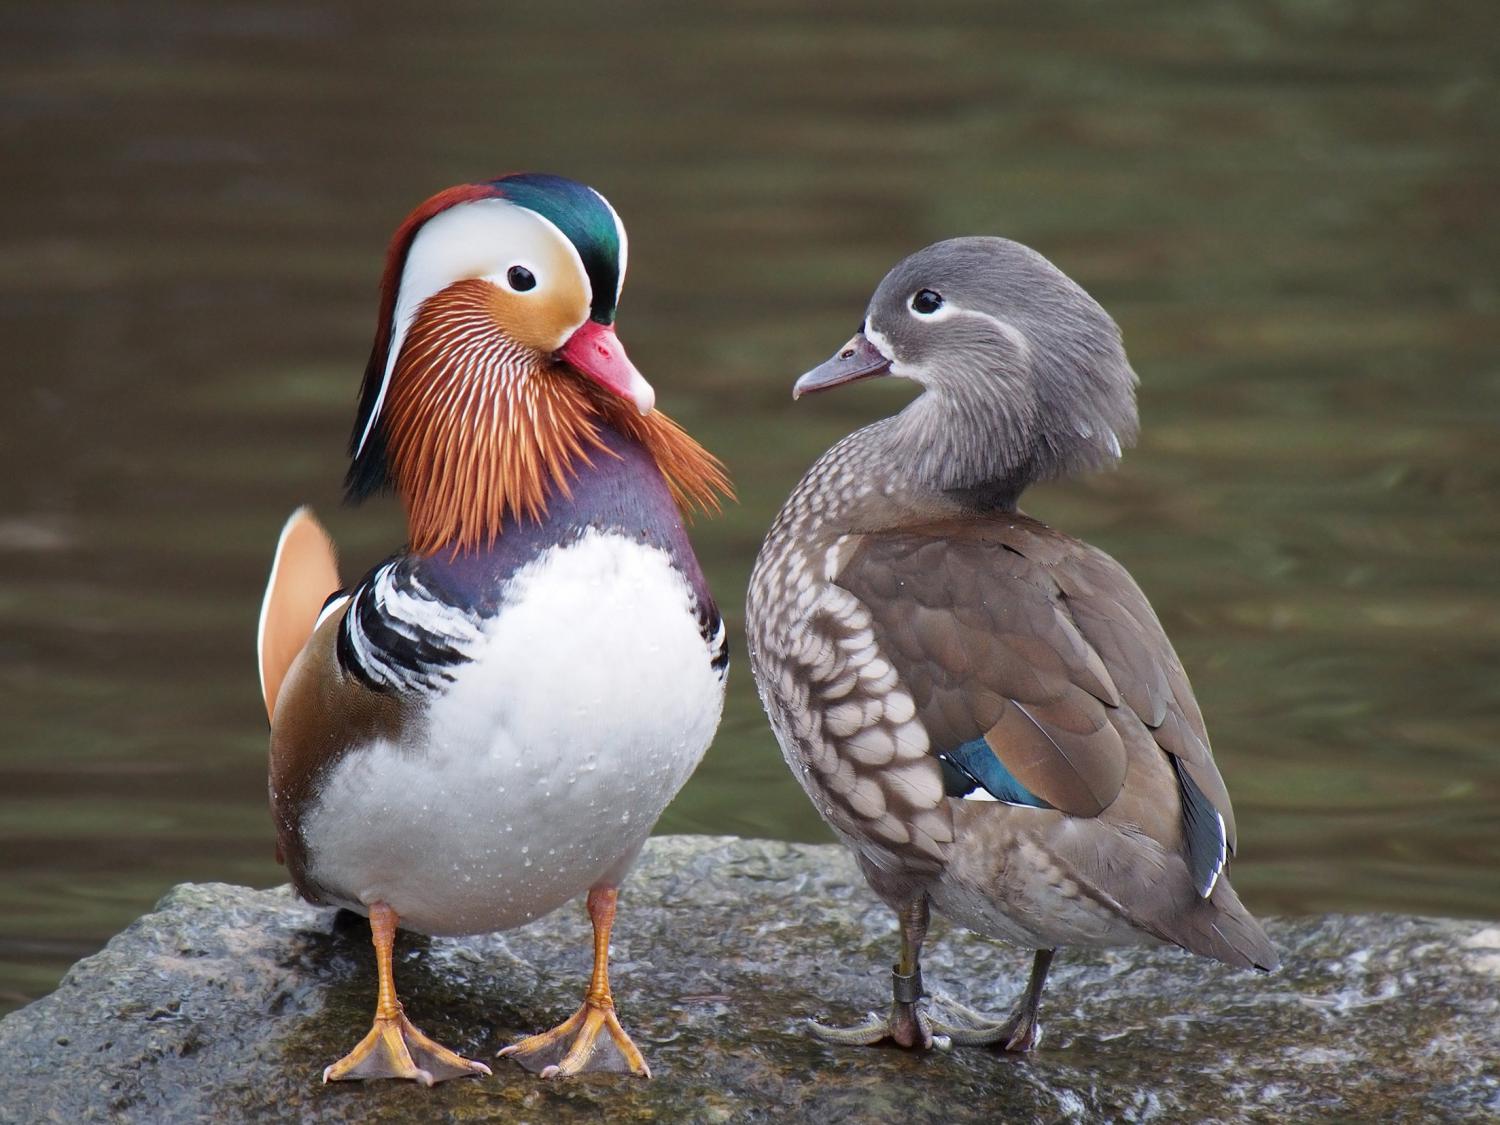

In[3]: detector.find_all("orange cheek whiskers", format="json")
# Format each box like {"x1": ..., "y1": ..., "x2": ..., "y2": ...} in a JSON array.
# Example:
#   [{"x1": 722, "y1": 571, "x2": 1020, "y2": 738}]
[{"x1": 381, "y1": 280, "x2": 733, "y2": 556}]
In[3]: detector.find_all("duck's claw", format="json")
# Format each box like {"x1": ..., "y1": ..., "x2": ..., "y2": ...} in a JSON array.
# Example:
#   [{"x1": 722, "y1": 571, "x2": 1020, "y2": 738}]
[
  {"x1": 810, "y1": 946, "x2": 1051, "y2": 1055},
  {"x1": 928, "y1": 994, "x2": 1042, "y2": 1052},
  {"x1": 808, "y1": 963, "x2": 946, "y2": 1051},
  {"x1": 808, "y1": 1010, "x2": 891, "y2": 1046},
  {"x1": 323, "y1": 1011, "x2": 492, "y2": 1085},
  {"x1": 807, "y1": 969, "x2": 1040, "y2": 1054},
  {"x1": 500, "y1": 1000, "x2": 651, "y2": 1078},
  {"x1": 808, "y1": 1005, "x2": 948, "y2": 1050}
]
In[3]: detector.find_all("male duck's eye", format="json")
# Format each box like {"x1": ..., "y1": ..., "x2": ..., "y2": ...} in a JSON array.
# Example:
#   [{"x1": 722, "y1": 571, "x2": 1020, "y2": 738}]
[
  {"x1": 911, "y1": 289, "x2": 943, "y2": 315},
  {"x1": 507, "y1": 266, "x2": 537, "y2": 292}
]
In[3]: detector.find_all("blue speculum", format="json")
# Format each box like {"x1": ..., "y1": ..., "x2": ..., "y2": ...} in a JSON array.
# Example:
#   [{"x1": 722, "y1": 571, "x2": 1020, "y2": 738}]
[{"x1": 940, "y1": 738, "x2": 1053, "y2": 808}]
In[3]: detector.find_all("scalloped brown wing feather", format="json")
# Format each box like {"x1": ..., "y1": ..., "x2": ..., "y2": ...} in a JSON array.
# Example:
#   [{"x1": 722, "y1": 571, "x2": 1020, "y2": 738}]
[
  {"x1": 837, "y1": 513, "x2": 1235, "y2": 846},
  {"x1": 840, "y1": 522, "x2": 1127, "y2": 818},
  {"x1": 257, "y1": 507, "x2": 341, "y2": 722}
]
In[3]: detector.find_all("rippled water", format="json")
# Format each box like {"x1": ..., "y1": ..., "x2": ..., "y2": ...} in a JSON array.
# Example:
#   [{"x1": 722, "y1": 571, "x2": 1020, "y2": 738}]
[{"x1": 2, "y1": 0, "x2": 1496, "y2": 1012}]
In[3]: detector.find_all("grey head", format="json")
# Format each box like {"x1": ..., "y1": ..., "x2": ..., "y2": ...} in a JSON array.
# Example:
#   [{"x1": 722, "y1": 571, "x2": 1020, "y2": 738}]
[{"x1": 794, "y1": 237, "x2": 1139, "y2": 506}]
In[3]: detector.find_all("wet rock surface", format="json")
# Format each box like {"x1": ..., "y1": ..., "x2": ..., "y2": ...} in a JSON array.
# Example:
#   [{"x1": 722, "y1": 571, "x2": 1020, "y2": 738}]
[{"x1": 2, "y1": 836, "x2": 1497, "y2": 1123}]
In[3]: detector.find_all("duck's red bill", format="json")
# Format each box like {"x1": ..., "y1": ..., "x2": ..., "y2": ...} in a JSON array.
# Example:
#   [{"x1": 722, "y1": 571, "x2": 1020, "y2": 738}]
[{"x1": 559, "y1": 321, "x2": 655, "y2": 415}]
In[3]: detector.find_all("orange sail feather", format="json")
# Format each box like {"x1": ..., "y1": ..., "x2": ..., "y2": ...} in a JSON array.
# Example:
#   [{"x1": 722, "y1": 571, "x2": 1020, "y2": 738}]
[{"x1": 257, "y1": 507, "x2": 341, "y2": 721}]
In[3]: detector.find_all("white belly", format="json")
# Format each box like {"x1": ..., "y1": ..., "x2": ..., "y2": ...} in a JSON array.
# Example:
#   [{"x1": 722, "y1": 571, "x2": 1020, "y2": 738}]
[{"x1": 302, "y1": 530, "x2": 724, "y2": 936}]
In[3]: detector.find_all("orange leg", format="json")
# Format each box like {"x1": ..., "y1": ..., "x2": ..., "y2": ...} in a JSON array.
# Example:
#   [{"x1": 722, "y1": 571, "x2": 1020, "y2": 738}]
[
  {"x1": 498, "y1": 885, "x2": 651, "y2": 1079},
  {"x1": 322, "y1": 902, "x2": 491, "y2": 1086}
]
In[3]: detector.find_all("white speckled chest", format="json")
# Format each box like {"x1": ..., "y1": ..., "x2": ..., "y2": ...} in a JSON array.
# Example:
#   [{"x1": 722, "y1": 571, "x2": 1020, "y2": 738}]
[
  {"x1": 747, "y1": 431, "x2": 955, "y2": 877},
  {"x1": 303, "y1": 529, "x2": 725, "y2": 936}
]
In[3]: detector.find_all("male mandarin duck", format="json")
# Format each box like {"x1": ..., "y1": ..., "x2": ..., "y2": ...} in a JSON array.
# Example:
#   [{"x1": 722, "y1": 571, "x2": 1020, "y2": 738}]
[
  {"x1": 255, "y1": 174, "x2": 730, "y2": 1085},
  {"x1": 747, "y1": 237, "x2": 1276, "y2": 1052}
]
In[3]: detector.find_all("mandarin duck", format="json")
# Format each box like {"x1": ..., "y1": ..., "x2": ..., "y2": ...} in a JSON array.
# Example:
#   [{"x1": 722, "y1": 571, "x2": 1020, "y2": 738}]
[
  {"x1": 255, "y1": 174, "x2": 730, "y2": 1084},
  {"x1": 747, "y1": 237, "x2": 1276, "y2": 1053}
]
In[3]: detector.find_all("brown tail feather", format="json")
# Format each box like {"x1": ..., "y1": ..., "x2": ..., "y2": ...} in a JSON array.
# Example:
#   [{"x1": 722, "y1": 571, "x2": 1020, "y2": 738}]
[
  {"x1": 257, "y1": 507, "x2": 340, "y2": 722},
  {"x1": 1164, "y1": 876, "x2": 1280, "y2": 972}
]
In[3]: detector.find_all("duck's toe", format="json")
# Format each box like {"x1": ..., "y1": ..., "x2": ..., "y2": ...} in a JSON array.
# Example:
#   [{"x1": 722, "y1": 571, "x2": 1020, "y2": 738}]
[
  {"x1": 500, "y1": 1001, "x2": 651, "y2": 1079},
  {"x1": 929, "y1": 995, "x2": 1042, "y2": 1053},
  {"x1": 322, "y1": 1012, "x2": 492, "y2": 1085},
  {"x1": 808, "y1": 993, "x2": 1041, "y2": 1053},
  {"x1": 808, "y1": 999, "x2": 946, "y2": 1051}
]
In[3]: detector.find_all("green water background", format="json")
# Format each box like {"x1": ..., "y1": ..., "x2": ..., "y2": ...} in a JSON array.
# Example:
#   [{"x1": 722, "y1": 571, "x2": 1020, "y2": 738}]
[{"x1": 2, "y1": 0, "x2": 1497, "y2": 1012}]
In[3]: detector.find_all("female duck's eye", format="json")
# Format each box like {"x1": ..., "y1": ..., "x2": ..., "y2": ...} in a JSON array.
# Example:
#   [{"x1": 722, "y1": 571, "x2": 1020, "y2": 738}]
[
  {"x1": 507, "y1": 266, "x2": 537, "y2": 292},
  {"x1": 911, "y1": 289, "x2": 943, "y2": 315}
]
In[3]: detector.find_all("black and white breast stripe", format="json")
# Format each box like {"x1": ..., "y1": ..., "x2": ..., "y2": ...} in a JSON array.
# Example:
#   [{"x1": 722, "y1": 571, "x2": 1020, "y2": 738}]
[
  {"x1": 702, "y1": 605, "x2": 729, "y2": 682},
  {"x1": 337, "y1": 560, "x2": 484, "y2": 694}
]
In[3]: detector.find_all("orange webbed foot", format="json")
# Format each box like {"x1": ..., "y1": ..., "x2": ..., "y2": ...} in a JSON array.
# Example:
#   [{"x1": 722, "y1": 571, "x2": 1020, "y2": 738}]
[
  {"x1": 499, "y1": 998, "x2": 650, "y2": 1078},
  {"x1": 498, "y1": 884, "x2": 651, "y2": 1080},
  {"x1": 322, "y1": 900, "x2": 490, "y2": 1086},
  {"x1": 323, "y1": 1009, "x2": 492, "y2": 1086}
]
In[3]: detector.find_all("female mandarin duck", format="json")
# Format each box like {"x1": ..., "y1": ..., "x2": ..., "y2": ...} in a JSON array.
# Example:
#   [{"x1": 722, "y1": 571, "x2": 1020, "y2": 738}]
[
  {"x1": 255, "y1": 174, "x2": 730, "y2": 1085},
  {"x1": 747, "y1": 238, "x2": 1276, "y2": 1053}
]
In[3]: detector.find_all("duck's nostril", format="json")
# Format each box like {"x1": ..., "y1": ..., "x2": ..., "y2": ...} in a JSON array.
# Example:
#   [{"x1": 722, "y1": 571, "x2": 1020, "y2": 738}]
[{"x1": 839, "y1": 349, "x2": 855, "y2": 360}]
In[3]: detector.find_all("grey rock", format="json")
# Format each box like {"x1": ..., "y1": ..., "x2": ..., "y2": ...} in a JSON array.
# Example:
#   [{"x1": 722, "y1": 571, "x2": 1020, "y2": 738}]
[{"x1": 1, "y1": 836, "x2": 1497, "y2": 1123}]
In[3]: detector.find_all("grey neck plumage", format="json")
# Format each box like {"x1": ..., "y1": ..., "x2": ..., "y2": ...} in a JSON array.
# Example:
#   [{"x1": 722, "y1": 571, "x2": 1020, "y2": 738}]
[{"x1": 852, "y1": 379, "x2": 1135, "y2": 514}]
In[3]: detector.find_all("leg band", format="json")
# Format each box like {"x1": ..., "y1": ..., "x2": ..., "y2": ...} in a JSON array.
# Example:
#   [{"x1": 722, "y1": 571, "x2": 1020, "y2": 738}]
[{"x1": 891, "y1": 966, "x2": 924, "y2": 1004}]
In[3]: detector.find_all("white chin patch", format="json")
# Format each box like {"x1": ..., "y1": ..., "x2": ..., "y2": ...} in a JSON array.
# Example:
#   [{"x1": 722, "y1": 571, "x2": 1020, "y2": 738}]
[
  {"x1": 864, "y1": 321, "x2": 928, "y2": 380},
  {"x1": 864, "y1": 322, "x2": 897, "y2": 363}
]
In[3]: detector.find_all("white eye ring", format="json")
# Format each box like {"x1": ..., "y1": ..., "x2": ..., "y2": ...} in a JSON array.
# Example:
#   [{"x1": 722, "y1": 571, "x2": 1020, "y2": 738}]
[{"x1": 505, "y1": 264, "x2": 538, "y2": 292}]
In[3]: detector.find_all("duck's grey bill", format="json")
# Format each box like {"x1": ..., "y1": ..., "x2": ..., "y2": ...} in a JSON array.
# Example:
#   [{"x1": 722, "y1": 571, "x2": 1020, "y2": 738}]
[{"x1": 792, "y1": 333, "x2": 892, "y2": 399}]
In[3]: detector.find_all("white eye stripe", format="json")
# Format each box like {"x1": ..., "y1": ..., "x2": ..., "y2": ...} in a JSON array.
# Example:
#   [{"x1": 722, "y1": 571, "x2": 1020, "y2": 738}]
[
  {"x1": 905, "y1": 301, "x2": 1030, "y2": 354},
  {"x1": 964, "y1": 307, "x2": 1031, "y2": 358},
  {"x1": 354, "y1": 198, "x2": 591, "y2": 460},
  {"x1": 522, "y1": 209, "x2": 593, "y2": 315},
  {"x1": 872, "y1": 304, "x2": 1030, "y2": 384}
]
